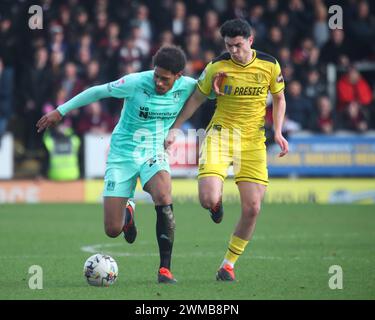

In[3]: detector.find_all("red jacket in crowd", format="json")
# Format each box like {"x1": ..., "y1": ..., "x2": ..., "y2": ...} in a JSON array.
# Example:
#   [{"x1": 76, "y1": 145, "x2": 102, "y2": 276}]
[{"x1": 337, "y1": 74, "x2": 373, "y2": 111}]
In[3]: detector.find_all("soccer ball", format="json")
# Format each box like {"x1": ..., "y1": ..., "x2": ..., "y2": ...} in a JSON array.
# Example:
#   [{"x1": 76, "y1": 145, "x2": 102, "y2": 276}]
[{"x1": 83, "y1": 254, "x2": 118, "y2": 287}]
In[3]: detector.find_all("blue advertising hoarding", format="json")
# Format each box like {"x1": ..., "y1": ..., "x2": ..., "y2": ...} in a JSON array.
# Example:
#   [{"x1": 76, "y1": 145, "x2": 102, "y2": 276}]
[{"x1": 267, "y1": 134, "x2": 375, "y2": 176}]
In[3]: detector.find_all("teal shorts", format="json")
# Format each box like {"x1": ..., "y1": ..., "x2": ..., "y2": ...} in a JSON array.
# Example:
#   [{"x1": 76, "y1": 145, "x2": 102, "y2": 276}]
[{"x1": 103, "y1": 153, "x2": 171, "y2": 198}]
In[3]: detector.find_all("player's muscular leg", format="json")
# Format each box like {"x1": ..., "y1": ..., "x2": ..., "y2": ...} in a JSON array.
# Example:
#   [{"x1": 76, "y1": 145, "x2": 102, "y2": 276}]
[
  {"x1": 235, "y1": 182, "x2": 266, "y2": 240},
  {"x1": 198, "y1": 176, "x2": 223, "y2": 209},
  {"x1": 103, "y1": 196, "x2": 128, "y2": 237},
  {"x1": 144, "y1": 170, "x2": 172, "y2": 205}
]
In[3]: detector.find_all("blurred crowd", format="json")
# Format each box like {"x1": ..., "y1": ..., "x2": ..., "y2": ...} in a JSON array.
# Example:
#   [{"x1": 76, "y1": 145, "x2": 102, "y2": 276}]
[{"x1": 1, "y1": 0, "x2": 375, "y2": 158}]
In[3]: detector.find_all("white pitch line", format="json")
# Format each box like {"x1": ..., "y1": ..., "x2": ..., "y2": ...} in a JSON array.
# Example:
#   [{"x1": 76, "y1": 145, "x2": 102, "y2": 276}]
[{"x1": 80, "y1": 243, "x2": 356, "y2": 260}]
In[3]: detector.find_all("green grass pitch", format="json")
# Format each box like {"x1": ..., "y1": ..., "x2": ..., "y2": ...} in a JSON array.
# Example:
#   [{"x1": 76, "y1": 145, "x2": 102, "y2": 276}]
[{"x1": 0, "y1": 203, "x2": 374, "y2": 300}]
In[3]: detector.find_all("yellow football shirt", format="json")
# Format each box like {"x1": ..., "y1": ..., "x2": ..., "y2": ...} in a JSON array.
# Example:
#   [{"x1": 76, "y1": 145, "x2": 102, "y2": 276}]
[{"x1": 197, "y1": 49, "x2": 285, "y2": 140}]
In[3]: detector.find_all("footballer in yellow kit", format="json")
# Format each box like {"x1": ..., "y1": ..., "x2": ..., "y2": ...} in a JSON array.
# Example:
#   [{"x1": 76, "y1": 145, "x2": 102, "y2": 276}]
[
  {"x1": 166, "y1": 18, "x2": 288, "y2": 281},
  {"x1": 197, "y1": 49, "x2": 285, "y2": 185}
]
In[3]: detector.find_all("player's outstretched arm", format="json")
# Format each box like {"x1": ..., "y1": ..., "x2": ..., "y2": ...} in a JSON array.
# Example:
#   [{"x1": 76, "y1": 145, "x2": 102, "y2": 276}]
[
  {"x1": 36, "y1": 84, "x2": 112, "y2": 133},
  {"x1": 272, "y1": 90, "x2": 289, "y2": 157}
]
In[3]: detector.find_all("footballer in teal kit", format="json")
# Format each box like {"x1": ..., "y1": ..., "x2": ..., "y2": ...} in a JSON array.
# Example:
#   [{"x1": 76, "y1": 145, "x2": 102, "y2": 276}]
[
  {"x1": 103, "y1": 69, "x2": 195, "y2": 198},
  {"x1": 36, "y1": 46, "x2": 196, "y2": 284}
]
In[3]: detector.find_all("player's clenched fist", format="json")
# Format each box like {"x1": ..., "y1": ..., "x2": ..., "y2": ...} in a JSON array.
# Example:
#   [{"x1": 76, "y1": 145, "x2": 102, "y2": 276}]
[{"x1": 36, "y1": 110, "x2": 62, "y2": 133}]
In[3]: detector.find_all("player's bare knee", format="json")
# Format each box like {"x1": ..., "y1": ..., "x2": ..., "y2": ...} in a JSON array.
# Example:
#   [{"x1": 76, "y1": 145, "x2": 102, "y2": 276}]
[
  {"x1": 242, "y1": 201, "x2": 261, "y2": 220},
  {"x1": 199, "y1": 193, "x2": 220, "y2": 209},
  {"x1": 153, "y1": 192, "x2": 172, "y2": 206}
]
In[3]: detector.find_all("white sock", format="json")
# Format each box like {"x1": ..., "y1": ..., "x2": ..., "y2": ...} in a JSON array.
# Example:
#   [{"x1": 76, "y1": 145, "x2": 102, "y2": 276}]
[{"x1": 220, "y1": 259, "x2": 234, "y2": 269}]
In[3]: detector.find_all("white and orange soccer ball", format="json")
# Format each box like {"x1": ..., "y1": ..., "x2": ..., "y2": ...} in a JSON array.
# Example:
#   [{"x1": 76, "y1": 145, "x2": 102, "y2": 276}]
[{"x1": 83, "y1": 254, "x2": 118, "y2": 287}]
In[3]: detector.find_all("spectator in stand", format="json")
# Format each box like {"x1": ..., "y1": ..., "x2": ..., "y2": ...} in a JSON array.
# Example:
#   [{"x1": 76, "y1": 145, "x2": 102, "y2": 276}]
[
  {"x1": 50, "y1": 50, "x2": 64, "y2": 86},
  {"x1": 287, "y1": 0, "x2": 312, "y2": 42},
  {"x1": 292, "y1": 37, "x2": 320, "y2": 72},
  {"x1": 58, "y1": 5, "x2": 74, "y2": 44},
  {"x1": 150, "y1": 30, "x2": 174, "y2": 57},
  {"x1": 347, "y1": 0, "x2": 375, "y2": 60},
  {"x1": 84, "y1": 60, "x2": 102, "y2": 87},
  {"x1": 0, "y1": 57, "x2": 14, "y2": 138},
  {"x1": 117, "y1": 37, "x2": 143, "y2": 73},
  {"x1": 225, "y1": 0, "x2": 247, "y2": 20},
  {"x1": 337, "y1": 65, "x2": 373, "y2": 112},
  {"x1": 184, "y1": 33, "x2": 205, "y2": 77},
  {"x1": 60, "y1": 62, "x2": 84, "y2": 101},
  {"x1": 210, "y1": 0, "x2": 228, "y2": 15},
  {"x1": 74, "y1": 33, "x2": 95, "y2": 61},
  {"x1": 71, "y1": 7, "x2": 93, "y2": 41},
  {"x1": 281, "y1": 62, "x2": 295, "y2": 83},
  {"x1": 285, "y1": 80, "x2": 313, "y2": 129},
  {"x1": 320, "y1": 29, "x2": 352, "y2": 67},
  {"x1": 171, "y1": 1, "x2": 187, "y2": 44},
  {"x1": 189, "y1": 0, "x2": 210, "y2": 16},
  {"x1": 304, "y1": 69, "x2": 326, "y2": 103},
  {"x1": 97, "y1": 21, "x2": 120, "y2": 54},
  {"x1": 340, "y1": 101, "x2": 369, "y2": 132},
  {"x1": 99, "y1": 21, "x2": 121, "y2": 80},
  {"x1": 202, "y1": 10, "x2": 224, "y2": 54},
  {"x1": 275, "y1": 11, "x2": 295, "y2": 48},
  {"x1": 278, "y1": 46, "x2": 291, "y2": 66},
  {"x1": 264, "y1": 26, "x2": 285, "y2": 58},
  {"x1": 312, "y1": 2, "x2": 329, "y2": 48},
  {"x1": 48, "y1": 24, "x2": 68, "y2": 61},
  {"x1": 202, "y1": 10, "x2": 219, "y2": 40},
  {"x1": 264, "y1": 0, "x2": 279, "y2": 22},
  {"x1": 22, "y1": 47, "x2": 53, "y2": 150},
  {"x1": 130, "y1": 4, "x2": 153, "y2": 43},
  {"x1": 310, "y1": 95, "x2": 335, "y2": 134},
  {"x1": 94, "y1": 10, "x2": 109, "y2": 46},
  {"x1": 185, "y1": 15, "x2": 201, "y2": 37},
  {"x1": 203, "y1": 49, "x2": 216, "y2": 65},
  {"x1": 0, "y1": 15, "x2": 17, "y2": 67},
  {"x1": 76, "y1": 102, "x2": 114, "y2": 136},
  {"x1": 130, "y1": 24, "x2": 151, "y2": 58},
  {"x1": 76, "y1": 47, "x2": 92, "y2": 75},
  {"x1": 247, "y1": 5, "x2": 267, "y2": 40},
  {"x1": 95, "y1": 0, "x2": 109, "y2": 15}
]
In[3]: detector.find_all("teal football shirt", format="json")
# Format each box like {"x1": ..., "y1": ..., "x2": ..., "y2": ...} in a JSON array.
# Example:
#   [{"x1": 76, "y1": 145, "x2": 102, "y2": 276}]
[{"x1": 106, "y1": 70, "x2": 196, "y2": 163}]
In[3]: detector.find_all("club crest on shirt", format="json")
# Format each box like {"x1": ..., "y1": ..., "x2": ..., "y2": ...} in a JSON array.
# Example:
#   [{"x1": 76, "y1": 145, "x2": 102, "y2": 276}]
[
  {"x1": 173, "y1": 91, "x2": 181, "y2": 103},
  {"x1": 254, "y1": 72, "x2": 265, "y2": 84}
]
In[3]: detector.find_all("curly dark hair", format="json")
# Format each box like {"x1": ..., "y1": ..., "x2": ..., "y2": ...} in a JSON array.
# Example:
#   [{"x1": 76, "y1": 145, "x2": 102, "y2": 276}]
[
  {"x1": 152, "y1": 45, "x2": 186, "y2": 74},
  {"x1": 220, "y1": 19, "x2": 252, "y2": 38}
]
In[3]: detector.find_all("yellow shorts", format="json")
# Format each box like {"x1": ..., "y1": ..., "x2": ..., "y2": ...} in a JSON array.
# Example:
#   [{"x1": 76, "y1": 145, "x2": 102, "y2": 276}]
[{"x1": 197, "y1": 126, "x2": 268, "y2": 186}]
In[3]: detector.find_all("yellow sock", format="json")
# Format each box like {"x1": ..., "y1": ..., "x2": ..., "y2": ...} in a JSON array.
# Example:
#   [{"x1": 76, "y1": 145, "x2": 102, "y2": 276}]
[{"x1": 223, "y1": 235, "x2": 249, "y2": 267}]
